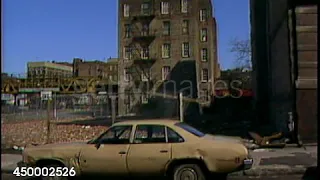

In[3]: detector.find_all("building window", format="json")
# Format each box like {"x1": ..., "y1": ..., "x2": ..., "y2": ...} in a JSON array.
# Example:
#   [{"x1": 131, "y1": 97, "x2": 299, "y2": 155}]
[
  {"x1": 162, "y1": 44, "x2": 171, "y2": 58},
  {"x1": 201, "y1": 48, "x2": 208, "y2": 61},
  {"x1": 109, "y1": 65, "x2": 113, "y2": 71},
  {"x1": 163, "y1": 21, "x2": 171, "y2": 36},
  {"x1": 200, "y1": 28, "x2": 207, "y2": 42},
  {"x1": 141, "y1": 23, "x2": 149, "y2": 36},
  {"x1": 141, "y1": 69, "x2": 150, "y2": 81},
  {"x1": 141, "y1": 47, "x2": 149, "y2": 59},
  {"x1": 124, "y1": 4, "x2": 130, "y2": 17},
  {"x1": 181, "y1": 0, "x2": 188, "y2": 13},
  {"x1": 161, "y1": 1, "x2": 169, "y2": 15},
  {"x1": 182, "y1": 20, "x2": 189, "y2": 34},
  {"x1": 182, "y1": 42, "x2": 190, "y2": 58},
  {"x1": 141, "y1": 93, "x2": 149, "y2": 104},
  {"x1": 124, "y1": 68, "x2": 130, "y2": 82},
  {"x1": 124, "y1": 89, "x2": 131, "y2": 106},
  {"x1": 88, "y1": 66, "x2": 92, "y2": 76},
  {"x1": 124, "y1": 24, "x2": 131, "y2": 38},
  {"x1": 200, "y1": 90, "x2": 209, "y2": 101},
  {"x1": 200, "y1": 9, "x2": 207, "y2": 22},
  {"x1": 162, "y1": 66, "x2": 171, "y2": 80},
  {"x1": 125, "y1": 104, "x2": 130, "y2": 114},
  {"x1": 113, "y1": 75, "x2": 118, "y2": 81},
  {"x1": 141, "y1": 3, "x2": 150, "y2": 15},
  {"x1": 141, "y1": 73, "x2": 148, "y2": 81},
  {"x1": 123, "y1": 46, "x2": 132, "y2": 60},
  {"x1": 201, "y1": 68, "x2": 209, "y2": 82}
]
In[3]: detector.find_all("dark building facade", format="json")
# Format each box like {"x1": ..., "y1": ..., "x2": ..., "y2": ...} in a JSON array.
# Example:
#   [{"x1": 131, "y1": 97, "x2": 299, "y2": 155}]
[
  {"x1": 117, "y1": 0, "x2": 219, "y2": 116},
  {"x1": 250, "y1": 0, "x2": 317, "y2": 142}
]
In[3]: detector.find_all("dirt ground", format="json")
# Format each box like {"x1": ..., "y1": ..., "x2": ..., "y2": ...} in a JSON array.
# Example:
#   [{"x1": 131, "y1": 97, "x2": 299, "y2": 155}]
[{"x1": 1, "y1": 119, "x2": 107, "y2": 148}]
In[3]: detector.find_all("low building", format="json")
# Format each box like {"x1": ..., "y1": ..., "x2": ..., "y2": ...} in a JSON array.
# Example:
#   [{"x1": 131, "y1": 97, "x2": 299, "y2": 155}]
[
  {"x1": 72, "y1": 58, "x2": 118, "y2": 82},
  {"x1": 27, "y1": 61, "x2": 73, "y2": 79}
]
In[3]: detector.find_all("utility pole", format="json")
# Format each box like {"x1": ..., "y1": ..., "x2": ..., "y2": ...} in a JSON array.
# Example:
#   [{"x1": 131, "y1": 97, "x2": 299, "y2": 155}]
[
  {"x1": 111, "y1": 95, "x2": 116, "y2": 124},
  {"x1": 41, "y1": 90, "x2": 52, "y2": 144},
  {"x1": 53, "y1": 92, "x2": 57, "y2": 119},
  {"x1": 179, "y1": 92, "x2": 184, "y2": 122},
  {"x1": 46, "y1": 99, "x2": 51, "y2": 144}
]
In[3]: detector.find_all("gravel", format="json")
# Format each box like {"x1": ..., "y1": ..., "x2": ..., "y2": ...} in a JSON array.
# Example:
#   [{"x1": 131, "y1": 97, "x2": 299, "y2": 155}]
[{"x1": 1, "y1": 119, "x2": 107, "y2": 148}]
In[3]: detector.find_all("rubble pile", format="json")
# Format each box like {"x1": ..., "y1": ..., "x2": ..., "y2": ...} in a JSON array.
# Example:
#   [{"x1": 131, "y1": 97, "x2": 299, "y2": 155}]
[{"x1": 1, "y1": 120, "x2": 107, "y2": 148}]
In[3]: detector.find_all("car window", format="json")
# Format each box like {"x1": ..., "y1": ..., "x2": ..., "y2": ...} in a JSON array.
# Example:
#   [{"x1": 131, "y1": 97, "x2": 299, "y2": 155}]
[
  {"x1": 134, "y1": 125, "x2": 166, "y2": 143},
  {"x1": 166, "y1": 127, "x2": 184, "y2": 143},
  {"x1": 175, "y1": 122, "x2": 205, "y2": 137},
  {"x1": 98, "y1": 125, "x2": 132, "y2": 144}
]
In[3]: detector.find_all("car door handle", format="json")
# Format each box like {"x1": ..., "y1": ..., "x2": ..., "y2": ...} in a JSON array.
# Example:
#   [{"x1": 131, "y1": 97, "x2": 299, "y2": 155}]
[
  {"x1": 119, "y1": 151, "x2": 126, "y2": 154},
  {"x1": 160, "y1": 150, "x2": 168, "y2": 153}
]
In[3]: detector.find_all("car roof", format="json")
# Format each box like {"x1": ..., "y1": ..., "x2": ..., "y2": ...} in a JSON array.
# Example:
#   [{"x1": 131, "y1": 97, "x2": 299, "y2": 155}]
[{"x1": 113, "y1": 119, "x2": 181, "y2": 126}]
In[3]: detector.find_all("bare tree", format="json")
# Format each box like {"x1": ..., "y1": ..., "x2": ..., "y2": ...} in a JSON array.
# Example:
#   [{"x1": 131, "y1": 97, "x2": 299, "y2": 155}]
[{"x1": 229, "y1": 38, "x2": 252, "y2": 70}]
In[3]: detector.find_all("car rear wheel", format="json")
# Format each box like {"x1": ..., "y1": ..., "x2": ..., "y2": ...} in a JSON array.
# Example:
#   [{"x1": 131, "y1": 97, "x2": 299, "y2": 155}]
[
  {"x1": 173, "y1": 164, "x2": 206, "y2": 180},
  {"x1": 40, "y1": 164, "x2": 69, "y2": 180}
]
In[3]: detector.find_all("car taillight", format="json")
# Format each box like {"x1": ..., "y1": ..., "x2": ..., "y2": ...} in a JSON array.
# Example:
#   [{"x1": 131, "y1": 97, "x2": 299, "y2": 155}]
[{"x1": 234, "y1": 157, "x2": 240, "y2": 164}]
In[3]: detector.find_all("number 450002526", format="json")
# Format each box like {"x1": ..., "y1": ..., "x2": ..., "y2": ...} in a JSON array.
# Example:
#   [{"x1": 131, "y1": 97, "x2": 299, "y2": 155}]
[{"x1": 13, "y1": 167, "x2": 76, "y2": 177}]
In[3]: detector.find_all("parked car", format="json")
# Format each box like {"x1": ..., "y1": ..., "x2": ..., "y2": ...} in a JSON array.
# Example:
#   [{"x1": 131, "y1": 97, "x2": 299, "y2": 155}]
[{"x1": 18, "y1": 119, "x2": 253, "y2": 180}]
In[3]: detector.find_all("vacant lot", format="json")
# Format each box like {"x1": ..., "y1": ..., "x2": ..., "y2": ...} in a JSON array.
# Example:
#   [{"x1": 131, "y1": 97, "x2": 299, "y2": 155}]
[{"x1": 1, "y1": 119, "x2": 107, "y2": 148}]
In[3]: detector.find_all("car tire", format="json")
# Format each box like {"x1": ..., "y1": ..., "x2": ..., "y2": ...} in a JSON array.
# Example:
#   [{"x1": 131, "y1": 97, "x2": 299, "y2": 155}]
[
  {"x1": 39, "y1": 163, "x2": 69, "y2": 180},
  {"x1": 173, "y1": 164, "x2": 206, "y2": 180}
]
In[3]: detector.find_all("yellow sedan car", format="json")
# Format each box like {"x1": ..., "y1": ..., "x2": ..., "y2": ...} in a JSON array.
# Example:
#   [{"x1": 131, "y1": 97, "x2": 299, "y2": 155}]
[{"x1": 19, "y1": 119, "x2": 253, "y2": 180}]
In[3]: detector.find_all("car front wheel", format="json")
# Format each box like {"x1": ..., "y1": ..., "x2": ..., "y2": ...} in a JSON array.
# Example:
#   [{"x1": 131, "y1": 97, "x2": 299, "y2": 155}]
[{"x1": 173, "y1": 164, "x2": 206, "y2": 180}]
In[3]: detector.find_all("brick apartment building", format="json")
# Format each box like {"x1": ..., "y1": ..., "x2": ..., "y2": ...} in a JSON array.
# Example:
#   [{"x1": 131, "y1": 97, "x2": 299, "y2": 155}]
[{"x1": 117, "y1": 0, "x2": 219, "y2": 116}]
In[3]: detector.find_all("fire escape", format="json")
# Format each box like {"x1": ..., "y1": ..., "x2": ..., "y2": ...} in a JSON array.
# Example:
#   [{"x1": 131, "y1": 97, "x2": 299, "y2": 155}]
[{"x1": 127, "y1": 1, "x2": 157, "y2": 96}]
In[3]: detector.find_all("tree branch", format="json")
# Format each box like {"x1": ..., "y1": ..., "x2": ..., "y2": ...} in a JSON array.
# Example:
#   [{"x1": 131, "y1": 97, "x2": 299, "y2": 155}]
[{"x1": 229, "y1": 38, "x2": 252, "y2": 70}]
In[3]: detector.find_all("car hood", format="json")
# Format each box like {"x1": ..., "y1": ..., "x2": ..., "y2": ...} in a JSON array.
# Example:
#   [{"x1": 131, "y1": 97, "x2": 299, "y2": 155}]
[
  {"x1": 24, "y1": 141, "x2": 89, "y2": 155},
  {"x1": 35, "y1": 141, "x2": 88, "y2": 148}
]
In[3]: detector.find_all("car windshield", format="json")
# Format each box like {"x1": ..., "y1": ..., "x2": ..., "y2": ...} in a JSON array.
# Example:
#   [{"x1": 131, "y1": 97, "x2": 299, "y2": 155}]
[{"x1": 175, "y1": 122, "x2": 205, "y2": 137}]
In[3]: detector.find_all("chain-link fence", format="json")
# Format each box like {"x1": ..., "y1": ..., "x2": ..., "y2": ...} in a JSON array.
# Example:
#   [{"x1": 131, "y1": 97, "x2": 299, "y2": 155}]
[{"x1": 1, "y1": 93, "x2": 115, "y2": 123}]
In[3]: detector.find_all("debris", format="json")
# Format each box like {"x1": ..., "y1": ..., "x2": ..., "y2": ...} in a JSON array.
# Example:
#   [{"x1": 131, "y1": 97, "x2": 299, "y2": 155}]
[
  {"x1": 248, "y1": 132, "x2": 286, "y2": 148},
  {"x1": 253, "y1": 149, "x2": 269, "y2": 152}
]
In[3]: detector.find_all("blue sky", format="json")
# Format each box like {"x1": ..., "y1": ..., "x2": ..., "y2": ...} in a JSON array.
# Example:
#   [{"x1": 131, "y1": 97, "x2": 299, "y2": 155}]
[{"x1": 3, "y1": 0, "x2": 250, "y2": 74}]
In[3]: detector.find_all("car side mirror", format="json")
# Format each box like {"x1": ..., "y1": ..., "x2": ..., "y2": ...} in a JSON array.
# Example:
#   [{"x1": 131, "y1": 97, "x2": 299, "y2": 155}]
[{"x1": 95, "y1": 142, "x2": 101, "y2": 149}]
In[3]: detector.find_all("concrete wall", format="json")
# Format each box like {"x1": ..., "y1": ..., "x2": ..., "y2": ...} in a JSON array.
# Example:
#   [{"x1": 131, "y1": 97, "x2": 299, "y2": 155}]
[
  {"x1": 250, "y1": 0, "x2": 318, "y2": 142},
  {"x1": 290, "y1": 2, "x2": 318, "y2": 143}
]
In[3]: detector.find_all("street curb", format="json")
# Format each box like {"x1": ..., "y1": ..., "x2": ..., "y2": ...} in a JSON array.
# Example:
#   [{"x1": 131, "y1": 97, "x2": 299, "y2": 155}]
[
  {"x1": 228, "y1": 165, "x2": 307, "y2": 176},
  {"x1": 1, "y1": 168, "x2": 15, "y2": 174},
  {"x1": 1, "y1": 163, "x2": 18, "y2": 174}
]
